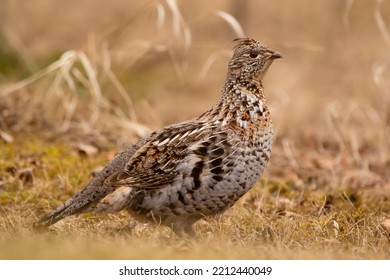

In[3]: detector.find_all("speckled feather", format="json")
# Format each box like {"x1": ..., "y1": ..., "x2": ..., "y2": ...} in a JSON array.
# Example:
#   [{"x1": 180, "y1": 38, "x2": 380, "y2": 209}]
[{"x1": 35, "y1": 38, "x2": 281, "y2": 236}]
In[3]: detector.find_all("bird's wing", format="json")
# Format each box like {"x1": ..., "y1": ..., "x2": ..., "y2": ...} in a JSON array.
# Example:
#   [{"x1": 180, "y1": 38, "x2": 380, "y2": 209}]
[
  {"x1": 34, "y1": 121, "x2": 234, "y2": 228},
  {"x1": 105, "y1": 120, "x2": 232, "y2": 189}
]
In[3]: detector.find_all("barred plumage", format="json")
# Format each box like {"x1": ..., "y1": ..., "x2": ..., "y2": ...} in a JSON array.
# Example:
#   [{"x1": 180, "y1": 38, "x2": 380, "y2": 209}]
[{"x1": 35, "y1": 38, "x2": 282, "y2": 236}]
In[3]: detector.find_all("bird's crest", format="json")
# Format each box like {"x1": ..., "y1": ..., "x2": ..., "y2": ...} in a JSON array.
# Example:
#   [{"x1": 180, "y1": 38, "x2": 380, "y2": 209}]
[{"x1": 233, "y1": 38, "x2": 266, "y2": 50}]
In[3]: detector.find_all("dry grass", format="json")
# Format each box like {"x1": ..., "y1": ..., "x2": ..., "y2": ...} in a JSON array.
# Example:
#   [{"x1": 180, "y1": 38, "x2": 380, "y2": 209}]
[
  {"x1": 1, "y1": 137, "x2": 389, "y2": 259},
  {"x1": 1, "y1": 0, "x2": 390, "y2": 259}
]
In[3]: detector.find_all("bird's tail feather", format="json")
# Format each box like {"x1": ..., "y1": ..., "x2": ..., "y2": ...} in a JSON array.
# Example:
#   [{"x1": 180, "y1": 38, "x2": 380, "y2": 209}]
[
  {"x1": 34, "y1": 146, "x2": 136, "y2": 229},
  {"x1": 34, "y1": 196, "x2": 92, "y2": 228},
  {"x1": 34, "y1": 174, "x2": 114, "y2": 228}
]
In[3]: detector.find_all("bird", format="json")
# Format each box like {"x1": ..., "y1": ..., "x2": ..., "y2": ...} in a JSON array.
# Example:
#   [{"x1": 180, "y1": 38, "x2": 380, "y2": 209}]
[{"x1": 35, "y1": 38, "x2": 282, "y2": 236}]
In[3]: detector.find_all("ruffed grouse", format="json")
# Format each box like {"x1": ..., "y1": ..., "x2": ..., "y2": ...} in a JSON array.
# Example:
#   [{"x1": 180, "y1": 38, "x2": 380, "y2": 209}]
[{"x1": 35, "y1": 38, "x2": 282, "y2": 236}]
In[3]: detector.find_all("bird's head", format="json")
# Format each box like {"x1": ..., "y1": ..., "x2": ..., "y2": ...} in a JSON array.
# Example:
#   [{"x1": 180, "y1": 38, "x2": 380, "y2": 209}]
[{"x1": 228, "y1": 38, "x2": 282, "y2": 84}]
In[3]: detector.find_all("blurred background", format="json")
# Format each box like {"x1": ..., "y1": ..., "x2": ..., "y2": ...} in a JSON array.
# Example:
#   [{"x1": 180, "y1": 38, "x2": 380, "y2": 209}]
[
  {"x1": 0, "y1": 0, "x2": 389, "y2": 184},
  {"x1": 1, "y1": 1, "x2": 390, "y2": 259}
]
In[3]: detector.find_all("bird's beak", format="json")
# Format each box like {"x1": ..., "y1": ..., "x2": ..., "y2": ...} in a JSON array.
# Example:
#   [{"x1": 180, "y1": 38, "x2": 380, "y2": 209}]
[{"x1": 270, "y1": 51, "x2": 283, "y2": 60}]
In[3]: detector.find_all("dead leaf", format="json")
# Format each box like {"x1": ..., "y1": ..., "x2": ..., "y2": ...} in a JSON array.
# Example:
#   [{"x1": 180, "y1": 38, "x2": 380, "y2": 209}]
[
  {"x1": 91, "y1": 166, "x2": 104, "y2": 177},
  {"x1": 380, "y1": 219, "x2": 390, "y2": 235},
  {"x1": 106, "y1": 151, "x2": 117, "y2": 161},
  {"x1": 18, "y1": 168, "x2": 34, "y2": 187},
  {"x1": 25, "y1": 156, "x2": 45, "y2": 168},
  {"x1": 0, "y1": 129, "x2": 14, "y2": 143},
  {"x1": 6, "y1": 166, "x2": 17, "y2": 176},
  {"x1": 311, "y1": 156, "x2": 334, "y2": 170},
  {"x1": 76, "y1": 143, "x2": 99, "y2": 157},
  {"x1": 343, "y1": 170, "x2": 383, "y2": 189},
  {"x1": 283, "y1": 210, "x2": 299, "y2": 217}
]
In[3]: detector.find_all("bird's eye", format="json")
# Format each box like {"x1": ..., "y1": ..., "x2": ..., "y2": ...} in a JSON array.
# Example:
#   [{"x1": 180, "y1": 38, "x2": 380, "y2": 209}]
[{"x1": 249, "y1": 51, "x2": 258, "y2": 58}]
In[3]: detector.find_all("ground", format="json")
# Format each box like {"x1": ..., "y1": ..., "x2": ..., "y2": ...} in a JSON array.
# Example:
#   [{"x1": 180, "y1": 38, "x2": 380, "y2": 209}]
[{"x1": 0, "y1": 0, "x2": 390, "y2": 259}]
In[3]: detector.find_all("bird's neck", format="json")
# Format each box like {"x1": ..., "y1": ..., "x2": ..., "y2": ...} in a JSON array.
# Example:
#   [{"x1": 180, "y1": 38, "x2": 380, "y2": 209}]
[
  {"x1": 222, "y1": 77, "x2": 266, "y2": 102},
  {"x1": 198, "y1": 78, "x2": 272, "y2": 133}
]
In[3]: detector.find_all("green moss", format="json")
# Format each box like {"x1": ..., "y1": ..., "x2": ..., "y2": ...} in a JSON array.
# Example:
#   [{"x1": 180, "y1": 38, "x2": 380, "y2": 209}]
[{"x1": 1, "y1": 137, "x2": 390, "y2": 259}]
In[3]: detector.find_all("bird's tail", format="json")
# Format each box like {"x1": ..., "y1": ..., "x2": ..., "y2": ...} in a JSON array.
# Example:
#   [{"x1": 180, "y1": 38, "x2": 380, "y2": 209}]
[
  {"x1": 35, "y1": 196, "x2": 89, "y2": 228},
  {"x1": 34, "y1": 174, "x2": 112, "y2": 228},
  {"x1": 34, "y1": 146, "x2": 136, "y2": 229}
]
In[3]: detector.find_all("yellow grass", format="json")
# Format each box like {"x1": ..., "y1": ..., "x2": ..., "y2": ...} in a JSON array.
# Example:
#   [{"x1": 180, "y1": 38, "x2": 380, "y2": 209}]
[{"x1": 0, "y1": 0, "x2": 390, "y2": 259}]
